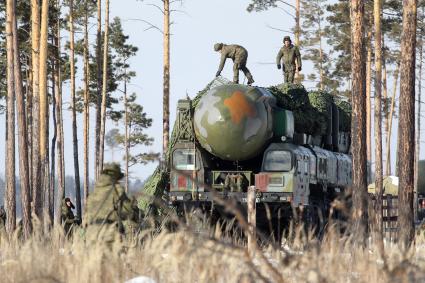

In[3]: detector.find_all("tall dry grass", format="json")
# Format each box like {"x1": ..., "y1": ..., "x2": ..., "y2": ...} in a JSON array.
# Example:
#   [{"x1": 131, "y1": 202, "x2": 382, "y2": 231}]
[{"x1": 2, "y1": 214, "x2": 425, "y2": 283}]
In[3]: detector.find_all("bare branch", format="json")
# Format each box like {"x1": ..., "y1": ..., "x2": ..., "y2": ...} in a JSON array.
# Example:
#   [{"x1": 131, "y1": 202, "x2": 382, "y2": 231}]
[
  {"x1": 276, "y1": 0, "x2": 296, "y2": 10},
  {"x1": 276, "y1": 6, "x2": 295, "y2": 19},
  {"x1": 147, "y1": 3, "x2": 164, "y2": 15},
  {"x1": 266, "y1": 24, "x2": 293, "y2": 34},
  {"x1": 170, "y1": 9, "x2": 190, "y2": 17},
  {"x1": 122, "y1": 18, "x2": 164, "y2": 34},
  {"x1": 170, "y1": 0, "x2": 184, "y2": 5}
]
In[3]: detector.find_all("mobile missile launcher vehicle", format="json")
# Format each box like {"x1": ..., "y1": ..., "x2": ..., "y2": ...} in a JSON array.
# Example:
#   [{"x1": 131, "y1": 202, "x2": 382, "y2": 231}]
[{"x1": 167, "y1": 78, "x2": 352, "y2": 226}]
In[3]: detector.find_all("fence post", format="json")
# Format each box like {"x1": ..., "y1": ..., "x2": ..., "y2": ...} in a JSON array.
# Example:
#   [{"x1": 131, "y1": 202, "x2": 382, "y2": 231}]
[{"x1": 247, "y1": 186, "x2": 256, "y2": 256}]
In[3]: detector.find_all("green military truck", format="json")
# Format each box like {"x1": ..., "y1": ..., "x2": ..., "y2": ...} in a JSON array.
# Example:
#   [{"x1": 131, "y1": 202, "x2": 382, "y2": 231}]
[{"x1": 166, "y1": 78, "x2": 353, "y2": 226}]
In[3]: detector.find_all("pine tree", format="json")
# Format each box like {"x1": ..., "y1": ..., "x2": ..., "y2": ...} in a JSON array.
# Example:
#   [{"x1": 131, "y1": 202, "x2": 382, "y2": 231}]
[
  {"x1": 366, "y1": 32, "x2": 372, "y2": 165},
  {"x1": 54, "y1": 0, "x2": 65, "y2": 226},
  {"x1": 31, "y1": 0, "x2": 42, "y2": 218},
  {"x1": 81, "y1": 0, "x2": 96, "y2": 211},
  {"x1": 325, "y1": 0, "x2": 352, "y2": 95},
  {"x1": 398, "y1": 0, "x2": 417, "y2": 248},
  {"x1": 12, "y1": 0, "x2": 31, "y2": 237},
  {"x1": 67, "y1": 0, "x2": 82, "y2": 220},
  {"x1": 99, "y1": 0, "x2": 110, "y2": 176},
  {"x1": 95, "y1": 0, "x2": 102, "y2": 180},
  {"x1": 5, "y1": 0, "x2": 16, "y2": 235},
  {"x1": 105, "y1": 128, "x2": 120, "y2": 162},
  {"x1": 300, "y1": 0, "x2": 336, "y2": 90},
  {"x1": 350, "y1": 0, "x2": 368, "y2": 244},
  {"x1": 39, "y1": 0, "x2": 50, "y2": 226},
  {"x1": 163, "y1": 0, "x2": 170, "y2": 160},
  {"x1": 373, "y1": 0, "x2": 384, "y2": 247},
  {"x1": 110, "y1": 17, "x2": 138, "y2": 192}
]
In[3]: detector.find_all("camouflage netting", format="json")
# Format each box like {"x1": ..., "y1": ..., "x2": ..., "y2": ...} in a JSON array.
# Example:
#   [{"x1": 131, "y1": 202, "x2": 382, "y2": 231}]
[
  {"x1": 308, "y1": 90, "x2": 333, "y2": 117},
  {"x1": 335, "y1": 100, "x2": 352, "y2": 132},
  {"x1": 267, "y1": 83, "x2": 309, "y2": 109},
  {"x1": 267, "y1": 84, "x2": 327, "y2": 136}
]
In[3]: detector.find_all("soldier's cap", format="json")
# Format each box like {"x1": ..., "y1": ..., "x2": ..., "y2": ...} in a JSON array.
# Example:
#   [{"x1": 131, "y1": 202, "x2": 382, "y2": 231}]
[
  {"x1": 103, "y1": 163, "x2": 124, "y2": 180},
  {"x1": 65, "y1": 197, "x2": 75, "y2": 209},
  {"x1": 214, "y1": 43, "x2": 223, "y2": 51},
  {"x1": 283, "y1": 36, "x2": 291, "y2": 43}
]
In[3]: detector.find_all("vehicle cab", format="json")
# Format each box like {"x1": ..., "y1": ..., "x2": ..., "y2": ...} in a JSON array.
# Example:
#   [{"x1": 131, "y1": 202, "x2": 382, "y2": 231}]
[{"x1": 255, "y1": 143, "x2": 314, "y2": 206}]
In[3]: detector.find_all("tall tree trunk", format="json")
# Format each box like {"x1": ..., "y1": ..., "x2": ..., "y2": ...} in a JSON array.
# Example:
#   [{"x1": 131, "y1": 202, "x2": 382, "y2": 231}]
[
  {"x1": 39, "y1": 0, "x2": 50, "y2": 225},
  {"x1": 99, "y1": 0, "x2": 110, "y2": 174},
  {"x1": 398, "y1": 0, "x2": 417, "y2": 248},
  {"x1": 124, "y1": 76, "x2": 129, "y2": 193},
  {"x1": 350, "y1": 0, "x2": 368, "y2": 244},
  {"x1": 12, "y1": 0, "x2": 32, "y2": 237},
  {"x1": 373, "y1": 0, "x2": 383, "y2": 246},
  {"x1": 5, "y1": 0, "x2": 16, "y2": 235},
  {"x1": 366, "y1": 31, "x2": 372, "y2": 164},
  {"x1": 83, "y1": 0, "x2": 90, "y2": 208},
  {"x1": 163, "y1": 0, "x2": 170, "y2": 160},
  {"x1": 54, "y1": 0, "x2": 65, "y2": 225},
  {"x1": 26, "y1": 58, "x2": 33, "y2": 196},
  {"x1": 318, "y1": 12, "x2": 324, "y2": 90},
  {"x1": 95, "y1": 0, "x2": 102, "y2": 179},
  {"x1": 382, "y1": 37, "x2": 388, "y2": 173},
  {"x1": 415, "y1": 15, "x2": 423, "y2": 222},
  {"x1": 50, "y1": 53, "x2": 57, "y2": 223},
  {"x1": 31, "y1": 0, "x2": 42, "y2": 218},
  {"x1": 386, "y1": 62, "x2": 400, "y2": 176},
  {"x1": 295, "y1": 0, "x2": 300, "y2": 81},
  {"x1": 69, "y1": 0, "x2": 82, "y2": 220}
]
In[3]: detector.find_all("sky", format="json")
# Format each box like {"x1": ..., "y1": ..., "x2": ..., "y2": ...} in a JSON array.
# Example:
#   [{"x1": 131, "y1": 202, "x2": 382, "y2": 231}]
[{"x1": 0, "y1": 0, "x2": 424, "y2": 183}]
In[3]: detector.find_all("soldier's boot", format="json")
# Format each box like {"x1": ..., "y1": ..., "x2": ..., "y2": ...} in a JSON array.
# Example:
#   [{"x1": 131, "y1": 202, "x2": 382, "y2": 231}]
[
  {"x1": 246, "y1": 74, "x2": 254, "y2": 86},
  {"x1": 241, "y1": 66, "x2": 255, "y2": 85}
]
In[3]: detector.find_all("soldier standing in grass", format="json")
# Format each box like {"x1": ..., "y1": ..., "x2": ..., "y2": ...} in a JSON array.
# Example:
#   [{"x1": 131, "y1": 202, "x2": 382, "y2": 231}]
[
  {"x1": 61, "y1": 197, "x2": 79, "y2": 235},
  {"x1": 214, "y1": 43, "x2": 255, "y2": 85},
  {"x1": 0, "y1": 206, "x2": 6, "y2": 237},
  {"x1": 276, "y1": 36, "x2": 302, "y2": 84},
  {"x1": 85, "y1": 163, "x2": 139, "y2": 247}
]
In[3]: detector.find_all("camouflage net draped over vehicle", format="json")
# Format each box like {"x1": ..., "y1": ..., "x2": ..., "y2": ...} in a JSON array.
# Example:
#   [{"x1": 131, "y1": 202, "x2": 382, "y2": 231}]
[
  {"x1": 335, "y1": 100, "x2": 352, "y2": 132},
  {"x1": 268, "y1": 84, "x2": 327, "y2": 136},
  {"x1": 267, "y1": 84, "x2": 352, "y2": 136}
]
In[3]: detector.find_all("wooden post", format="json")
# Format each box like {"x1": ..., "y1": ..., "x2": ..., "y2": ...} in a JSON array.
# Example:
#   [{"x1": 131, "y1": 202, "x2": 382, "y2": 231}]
[{"x1": 247, "y1": 186, "x2": 256, "y2": 256}]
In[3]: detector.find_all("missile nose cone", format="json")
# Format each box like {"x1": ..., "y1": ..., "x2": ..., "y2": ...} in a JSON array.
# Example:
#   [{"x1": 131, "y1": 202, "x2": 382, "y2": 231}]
[{"x1": 194, "y1": 84, "x2": 274, "y2": 161}]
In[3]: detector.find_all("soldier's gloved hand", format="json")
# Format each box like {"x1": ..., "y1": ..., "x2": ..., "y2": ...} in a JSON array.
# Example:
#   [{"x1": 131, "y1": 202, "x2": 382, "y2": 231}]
[
  {"x1": 215, "y1": 71, "x2": 221, "y2": 77},
  {"x1": 298, "y1": 66, "x2": 302, "y2": 71},
  {"x1": 277, "y1": 64, "x2": 281, "y2": 70}
]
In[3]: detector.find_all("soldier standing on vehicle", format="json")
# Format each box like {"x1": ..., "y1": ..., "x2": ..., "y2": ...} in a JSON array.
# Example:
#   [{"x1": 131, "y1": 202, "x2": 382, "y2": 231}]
[
  {"x1": 214, "y1": 43, "x2": 255, "y2": 85},
  {"x1": 85, "y1": 163, "x2": 139, "y2": 247},
  {"x1": 276, "y1": 36, "x2": 302, "y2": 84}
]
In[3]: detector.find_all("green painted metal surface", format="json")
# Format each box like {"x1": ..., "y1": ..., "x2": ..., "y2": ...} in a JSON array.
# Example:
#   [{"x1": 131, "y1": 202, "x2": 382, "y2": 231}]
[{"x1": 194, "y1": 84, "x2": 274, "y2": 161}]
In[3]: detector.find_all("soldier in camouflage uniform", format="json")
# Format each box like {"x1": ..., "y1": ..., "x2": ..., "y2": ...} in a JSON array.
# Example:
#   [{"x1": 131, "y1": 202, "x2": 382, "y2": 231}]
[
  {"x1": 276, "y1": 36, "x2": 302, "y2": 83},
  {"x1": 214, "y1": 43, "x2": 255, "y2": 85},
  {"x1": 0, "y1": 206, "x2": 6, "y2": 237},
  {"x1": 85, "y1": 163, "x2": 139, "y2": 246},
  {"x1": 61, "y1": 197, "x2": 79, "y2": 235}
]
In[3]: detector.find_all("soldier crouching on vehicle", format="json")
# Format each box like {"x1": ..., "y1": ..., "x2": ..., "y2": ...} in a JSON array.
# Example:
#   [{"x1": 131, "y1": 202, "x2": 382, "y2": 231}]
[
  {"x1": 214, "y1": 43, "x2": 255, "y2": 85},
  {"x1": 85, "y1": 163, "x2": 140, "y2": 248}
]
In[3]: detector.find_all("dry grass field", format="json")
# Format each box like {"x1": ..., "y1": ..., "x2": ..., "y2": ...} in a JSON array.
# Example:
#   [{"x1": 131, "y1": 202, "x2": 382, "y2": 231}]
[{"x1": 2, "y1": 217, "x2": 425, "y2": 283}]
